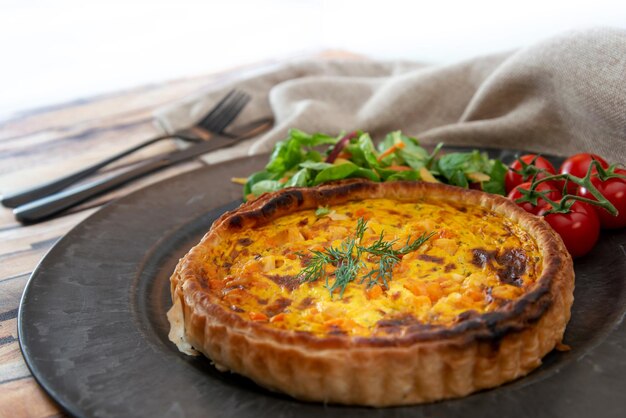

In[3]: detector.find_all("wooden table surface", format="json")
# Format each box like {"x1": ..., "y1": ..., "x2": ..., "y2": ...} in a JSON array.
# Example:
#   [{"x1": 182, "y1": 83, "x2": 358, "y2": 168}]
[{"x1": 0, "y1": 51, "x2": 355, "y2": 418}]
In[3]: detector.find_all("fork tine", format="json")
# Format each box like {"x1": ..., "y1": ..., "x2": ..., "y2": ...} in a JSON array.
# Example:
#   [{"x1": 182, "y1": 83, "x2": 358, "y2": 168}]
[
  {"x1": 196, "y1": 89, "x2": 237, "y2": 128},
  {"x1": 202, "y1": 91, "x2": 250, "y2": 132},
  {"x1": 208, "y1": 93, "x2": 250, "y2": 133},
  {"x1": 200, "y1": 90, "x2": 251, "y2": 133}
]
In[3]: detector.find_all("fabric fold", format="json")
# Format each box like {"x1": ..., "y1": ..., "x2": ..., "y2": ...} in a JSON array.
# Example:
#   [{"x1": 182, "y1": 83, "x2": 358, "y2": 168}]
[{"x1": 155, "y1": 27, "x2": 626, "y2": 165}]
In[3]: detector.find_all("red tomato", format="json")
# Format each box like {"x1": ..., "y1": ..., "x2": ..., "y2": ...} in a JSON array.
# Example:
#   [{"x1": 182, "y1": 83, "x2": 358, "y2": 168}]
[
  {"x1": 560, "y1": 153, "x2": 609, "y2": 194},
  {"x1": 507, "y1": 181, "x2": 562, "y2": 215},
  {"x1": 505, "y1": 155, "x2": 557, "y2": 194},
  {"x1": 577, "y1": 168, "x2": 626, "y2": 229},
  {"x1": 538, "y1": 201, "x2": 600, "y2": 258}
]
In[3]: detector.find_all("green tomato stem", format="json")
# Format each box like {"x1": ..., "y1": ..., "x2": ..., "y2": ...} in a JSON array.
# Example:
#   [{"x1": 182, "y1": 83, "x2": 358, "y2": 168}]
[{"x1": 516, "y1": 159, "x2": 619, "y2": 216}]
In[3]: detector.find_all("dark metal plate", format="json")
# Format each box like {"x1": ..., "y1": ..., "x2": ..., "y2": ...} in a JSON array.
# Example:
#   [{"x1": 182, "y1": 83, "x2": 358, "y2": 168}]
[{"x1": 18, "y1": 150, "x2": 626, "y2": 417}]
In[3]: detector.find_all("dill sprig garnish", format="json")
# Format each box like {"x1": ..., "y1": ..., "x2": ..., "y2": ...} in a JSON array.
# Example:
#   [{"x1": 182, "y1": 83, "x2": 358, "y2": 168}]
[
  {"x1": 299, "y1": 218, "x2": 434, "y2": 298},
  {"x1": 361, "y1": 232, "x2": 435, "y2": 288}
]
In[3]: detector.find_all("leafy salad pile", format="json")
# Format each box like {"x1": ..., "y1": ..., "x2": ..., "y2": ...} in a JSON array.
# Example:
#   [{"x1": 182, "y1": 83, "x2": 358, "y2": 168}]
[{"x1": 242, "y1": 129, "x2": 507, "y2": 200}]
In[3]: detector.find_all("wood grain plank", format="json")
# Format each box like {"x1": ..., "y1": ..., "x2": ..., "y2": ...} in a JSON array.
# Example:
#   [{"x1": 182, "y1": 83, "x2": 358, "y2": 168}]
[
  {"x1": 0, "y1": 277, "x2": 27, "y2": 320},
  {"x1": 0, "y1": 378, "x2": 61, "y2": 418},
  {"x1": 0, "y1": 118, "x2": 166, "y2": 179},
  {"x1": 0, "y1": 316, "x2": 18, "y2": 341},
  {"x1": 0, "y1": 358, "x2": 29, "y2": 386}
]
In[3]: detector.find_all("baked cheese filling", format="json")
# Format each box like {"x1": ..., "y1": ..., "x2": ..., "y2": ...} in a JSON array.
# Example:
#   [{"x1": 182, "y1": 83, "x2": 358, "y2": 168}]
[{"x1": 207, "y1": 198, "x2": 543, "y2": 338}]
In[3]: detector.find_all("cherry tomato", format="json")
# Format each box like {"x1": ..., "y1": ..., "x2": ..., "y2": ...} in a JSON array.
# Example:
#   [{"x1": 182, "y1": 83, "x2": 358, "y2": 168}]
[
  {"x1": 577, "y1": 168, "x2": 626, "y2": 229},
  {"x1": 507, "y1": 181, "x2": 562, "y2": 215},
  {"x1": 538, "y1": 201, "x2": 600, "y2": 258},
  {"x1": 505, "y1": 155, "x2": 557, "y2": 194},
  {"x1": 560, "y1": 153, "x2": 609, "y2": 194}
]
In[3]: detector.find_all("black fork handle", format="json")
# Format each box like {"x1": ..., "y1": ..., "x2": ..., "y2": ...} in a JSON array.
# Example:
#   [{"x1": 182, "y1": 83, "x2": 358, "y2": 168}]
[
  {"x1": 0, "y1": 134, "x2": 180, "y2": 208},
  {"x1": 13, "y1": 158, "x2": 169, "y2": 223}
]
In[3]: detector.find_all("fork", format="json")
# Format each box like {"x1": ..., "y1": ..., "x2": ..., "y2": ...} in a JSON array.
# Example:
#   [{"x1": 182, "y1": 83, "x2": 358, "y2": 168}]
[{"x1": 1, "y1": 89, "x2": 251, "y2": 208}]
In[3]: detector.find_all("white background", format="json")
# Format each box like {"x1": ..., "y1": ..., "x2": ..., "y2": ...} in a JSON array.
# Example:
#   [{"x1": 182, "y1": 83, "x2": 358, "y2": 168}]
[{"x1": 1, "y1": 0, "x2": 625, "y2": 119}]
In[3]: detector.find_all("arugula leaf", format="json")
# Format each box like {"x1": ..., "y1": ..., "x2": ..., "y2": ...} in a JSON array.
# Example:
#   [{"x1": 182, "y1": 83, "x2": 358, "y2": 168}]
[
  {"x1": 265, "y1": 138, "x2": 303, "y2": 174},
  {"x1": 386, "y1": 170, "x2": 421, "y2": 181},
  {"x1": 481, "y1": 159, "x2": 507, "y2": 195},
  {"x1": 265, "y1": 129, "x2": 338, "y2": 174},
  {"x1": 437, "y1": 151, "x2": 486, "y2": 182},
  {"x1": 436, "y1": 151, "x2": 507, "y2": 194},
  {"x1": 350, "y1": 167, "x2": 381, "y2": 182},
  {"x1": 447, "y1": 170, "x2": 469, "y2": 188},
  {"x1": 250, "y1": 180, "x2": 283, "y2": 195},
  {"x1": 343, "y1": 133, "x2": 379, "y2": 169},
  {"x1": 374, "y1": 167, "x2": 401, "y2": 181},
  {"x1": 357, "y1": 133, "x2": 380, "y2": 168},
  {"x1": 374, "y1": 166, "x2": 420, "y2": 181},
  {"x1": 378, "y1": 131, "x2": 396, "y2": 153},
  {"x1": 299, "y1": 161, "x2": 333, "y2": 170},
  {"x1": 315, "y1": 206, "x2": 331, "y2": 216},
  {"x1": 303, "y1": 150, "x2": 323, "y2": 163},
  {"x1": 244, "y1": 170, "x2": 276, "y2": 196},
  {"x1": 377, "y1": 131, "x2": 427, "y2": 167},
  {"x1": 284, "y1": 168, "x2": 311, "y2": 187},
  {"x1": 437, "y1": 152, "x2": 475, "y2": 177},
  {"x1": 289, "y1": 129, "x2": 337, "y2": 147},
  {"x1": 313, "y1": 163, "x2": 359, "y2": 185}
]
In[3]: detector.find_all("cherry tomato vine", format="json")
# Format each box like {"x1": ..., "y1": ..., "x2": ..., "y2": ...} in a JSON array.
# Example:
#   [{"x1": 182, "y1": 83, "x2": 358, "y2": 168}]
[{"x1": 507, "y1": 154, "x2": 626, "y2": 258}]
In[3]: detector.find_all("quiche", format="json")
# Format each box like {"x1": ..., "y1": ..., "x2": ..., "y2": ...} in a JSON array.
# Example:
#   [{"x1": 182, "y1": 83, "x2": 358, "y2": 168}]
[{"x1": 168, "y1": 180, "x2": 574, "y2": 406}]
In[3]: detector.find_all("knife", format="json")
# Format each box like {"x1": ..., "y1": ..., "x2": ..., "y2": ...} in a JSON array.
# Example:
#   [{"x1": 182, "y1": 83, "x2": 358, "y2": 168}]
[{"x1": 13, "y1": 118, "x2": 272, "y2": 224}]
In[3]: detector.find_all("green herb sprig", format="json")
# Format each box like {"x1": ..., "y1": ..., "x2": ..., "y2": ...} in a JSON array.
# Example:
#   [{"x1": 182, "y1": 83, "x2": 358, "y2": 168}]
[
  {"x1": 299, "y1": 218, "x2": 434, "y2": 298},
  {"x1": 361, "y1": 232, "x2": 435, "y2": 288}
]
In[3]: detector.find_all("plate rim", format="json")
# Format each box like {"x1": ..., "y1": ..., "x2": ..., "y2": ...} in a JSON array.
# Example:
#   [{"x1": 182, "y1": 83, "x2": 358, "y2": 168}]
[{"x1": 17, "y1": 150, "x2": 626, "y2": 418}]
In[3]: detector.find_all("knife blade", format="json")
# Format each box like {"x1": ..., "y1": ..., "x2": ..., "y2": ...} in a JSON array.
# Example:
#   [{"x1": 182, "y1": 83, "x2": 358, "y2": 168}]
[{"x1": 13, "y1": 120, "x2": 271, "y2": 224}]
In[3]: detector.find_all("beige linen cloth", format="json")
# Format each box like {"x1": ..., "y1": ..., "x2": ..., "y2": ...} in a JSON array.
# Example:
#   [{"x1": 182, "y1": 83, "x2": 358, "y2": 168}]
[{"x1": 155, "y1": 28, "x2": 626, "y2": 164}]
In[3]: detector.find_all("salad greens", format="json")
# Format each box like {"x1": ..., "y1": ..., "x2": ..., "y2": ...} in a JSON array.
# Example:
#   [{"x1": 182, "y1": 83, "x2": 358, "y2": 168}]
[{"x1": 243, "y1": 129, "x2": 507, "y2": 199}]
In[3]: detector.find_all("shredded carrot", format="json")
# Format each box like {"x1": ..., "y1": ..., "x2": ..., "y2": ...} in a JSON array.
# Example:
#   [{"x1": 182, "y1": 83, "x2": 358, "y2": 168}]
[
  {"x1": 438, "y1": 229, "x2": 457, "y2": 239},
  {"x1": 404, "y1": 281, "x2": 426, "y2": 297},
  {"x1": 354, "y1": 207, "x2": 372, "y2": 219},
  {"x1": 419, "y1": 167, "x2": 439, "y2": 183},
  {"x1": 467, "y1": 289, "x2": 484, "y2": 302},
  {"x1": 270, "y1": 313, "x2": 286, "y2": 323},
  {"x1": 467, "y1": 172, "x2": 490, "y2": 183},
  {"x1": 324, "y1": 318, "x2": 345, "y2": 327},
  {"x1": 377, "y1": 142, "x2": 405, "y2": 161},
  {"x1": 426, "y1": 282, "x2": 443, "y2": 302},
  {"x1": 366, "y1": 284, "x2": 384, "y2": 299},
  {"x1": 249, "y1": 312, "x2": 268, "y2": 321},
  {"x1": 230, "y1": 177, "x2": 248, "y2": 185}
]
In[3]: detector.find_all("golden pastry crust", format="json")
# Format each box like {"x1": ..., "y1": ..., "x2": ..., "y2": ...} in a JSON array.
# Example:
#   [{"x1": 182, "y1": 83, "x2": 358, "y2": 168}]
[{"x1": 169, "y1": 180, "x2": 574, "y2": 406}]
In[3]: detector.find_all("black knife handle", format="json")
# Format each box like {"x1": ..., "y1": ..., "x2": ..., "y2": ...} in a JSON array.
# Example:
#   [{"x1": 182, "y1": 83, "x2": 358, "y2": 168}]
[
  {"x1": 1, "y1": 134, "x2": 176, "y2": 208},
  {"x1": 13, "y1": 158, "x2": 168, "y2": 223}
]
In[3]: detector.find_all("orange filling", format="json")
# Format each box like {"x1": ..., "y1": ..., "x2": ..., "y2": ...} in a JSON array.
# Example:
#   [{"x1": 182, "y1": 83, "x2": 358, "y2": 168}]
[{"x1": 205, "y1": 199, "x2": 542, "y2": 337}]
